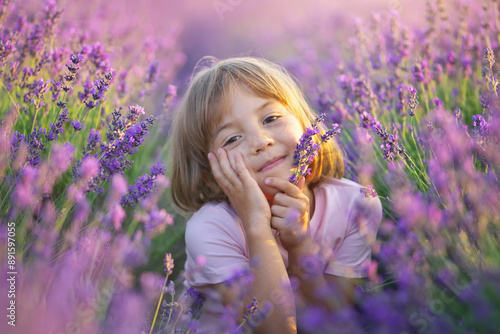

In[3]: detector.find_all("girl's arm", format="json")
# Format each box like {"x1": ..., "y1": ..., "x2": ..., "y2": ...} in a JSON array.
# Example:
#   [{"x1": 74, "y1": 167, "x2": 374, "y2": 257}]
[
  {"x1": 208, "y1": 149, "x2": 296, "y2": 334},
  {"x1": 264, "y1": 177, "x2": 364, "y2": 311}
]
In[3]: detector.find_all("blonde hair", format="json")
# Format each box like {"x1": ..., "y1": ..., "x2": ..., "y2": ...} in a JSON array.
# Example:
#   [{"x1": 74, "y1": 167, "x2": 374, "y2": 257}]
[{"x1": 169, "y1": 57, "x2": 344, "y2": 212}]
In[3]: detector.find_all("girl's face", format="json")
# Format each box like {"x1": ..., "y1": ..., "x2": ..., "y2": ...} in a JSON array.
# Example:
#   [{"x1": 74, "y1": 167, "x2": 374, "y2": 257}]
[{"x1": 210, "y1": 85, "x2": 304, "y2": 198}]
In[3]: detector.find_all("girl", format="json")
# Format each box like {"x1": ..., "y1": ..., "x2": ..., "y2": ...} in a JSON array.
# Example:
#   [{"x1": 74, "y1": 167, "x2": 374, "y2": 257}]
[{"x1": 169, "y1": 57, "x2": 382, "y2": 333}]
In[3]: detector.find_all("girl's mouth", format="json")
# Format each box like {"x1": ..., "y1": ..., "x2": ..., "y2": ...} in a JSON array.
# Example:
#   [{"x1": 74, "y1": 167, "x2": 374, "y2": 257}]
[{"x1": 258, "y1": 156, "x2": 286, "y2": 172}]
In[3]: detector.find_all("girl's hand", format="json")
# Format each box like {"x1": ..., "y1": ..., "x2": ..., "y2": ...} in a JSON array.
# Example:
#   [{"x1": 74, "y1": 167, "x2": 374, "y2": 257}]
[
  {"x1": 265, "y1": 177, "x2": 311, "y2": 251},
  {"x1": 208, "y1": 149, "x2": 271, "y2": 234}
]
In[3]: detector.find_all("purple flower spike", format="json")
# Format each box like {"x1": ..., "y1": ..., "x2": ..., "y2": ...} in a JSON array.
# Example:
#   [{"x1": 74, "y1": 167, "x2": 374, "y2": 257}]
[
  {"x1": 164, "y1": 253, "x2": 174, "y2": 275},
  {"x1": 185, "y1": 287, "x2": 206, "y2": 321},
  {"x1": 71, "y1": 120, "x2": 85, "y2": 131},
  {"x1": 289, "y1": 114, "x2": 341, "y2": 184},
  {"x1": 45, "y1": 109, "x2": 69, "y2": 141},
  {"x1": 70, "y1": 53, "x2": 84, "y2": 64},
  {"x1": 84, "y1": 100, "x2": 98, "y2": 109},
  {"x1": 407, "y1": 85, "x2": 418, "y2": 116},
  {"x1": 433, "y1": 97, "x2": 444, "y2": 108},
  {"x1": 411, "y1": 59, "x2": 430, "y2": 84},
  {"x1": 145, "y1": 208, "x2": 173, "y2": 238},
  {"x1": 121, "y1": 162, "x2": 166, "y2": 207},
  {"x1": 361, "y1": 184, "x2": 378, "y2": 198}
]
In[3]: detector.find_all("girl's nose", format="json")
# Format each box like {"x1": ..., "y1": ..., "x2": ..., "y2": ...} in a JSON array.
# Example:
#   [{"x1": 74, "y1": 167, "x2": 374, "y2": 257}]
[{"x1": 250, "y1": 131, "x2": 274, "y2": 154}]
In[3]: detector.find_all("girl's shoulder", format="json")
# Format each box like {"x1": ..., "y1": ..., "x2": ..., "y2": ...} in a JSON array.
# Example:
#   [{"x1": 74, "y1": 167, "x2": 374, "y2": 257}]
[
  {"x1": 191, "y1": 201, "x2": 235, "y2": 218},
  {"x1": 315, "y1": 177, "x2": 366, "y2": 199},
  {"x1": 185, "y1": 201, "x2": 240, "y2": 233},
  {"x1": 314, "y1": 177, "x2": 382, "y2": 215}
]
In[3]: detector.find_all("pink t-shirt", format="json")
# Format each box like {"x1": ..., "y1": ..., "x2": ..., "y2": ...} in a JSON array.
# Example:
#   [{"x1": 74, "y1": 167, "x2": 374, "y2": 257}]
[{"x1": 182, "y1": 178, "x2": 383, "y2": 332}]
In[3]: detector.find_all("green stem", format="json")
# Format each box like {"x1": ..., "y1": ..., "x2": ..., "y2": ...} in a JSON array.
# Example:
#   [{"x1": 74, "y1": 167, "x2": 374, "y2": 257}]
[
  {"x1": 165, "y1": 294, "x2": 175, "y2": 329},
  {"x1": 420, "y1": 82, "x2": 430, "y2": 115},
  {"x1": 126, "y1": 219, "x2": 140, "y2": 236},
  {"x1": 149, "y1": 274, "x2": 170, "y2": 334},
  {"x1": 0, "y1": 81, "x2": 20, "y2": 112},
  {"x1": 31, "y1": 106, "x2": 40, "y2": 133},
  {"x1": 168, "y1": 304, "x2": 184, "y2": 334}
]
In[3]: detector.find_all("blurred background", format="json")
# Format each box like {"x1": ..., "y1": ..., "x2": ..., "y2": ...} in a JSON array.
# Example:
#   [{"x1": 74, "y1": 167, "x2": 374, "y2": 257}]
[{"x1": 53, "y1": 0, "x2": 430, "y2": 87}]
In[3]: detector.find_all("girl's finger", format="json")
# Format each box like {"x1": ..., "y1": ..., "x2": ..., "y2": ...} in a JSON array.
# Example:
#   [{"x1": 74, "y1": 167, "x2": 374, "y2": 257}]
[
  {"x1": 270, "y1": 203, "x2": 289, "y2": 219},
  {"x1": 265, "y1": 177, "x2": 305, "y2": 199},
  {"x1": 216, "y1": 148, "x2": 242, "y2": 189},
  {"x1": 272, "y1": 191, "x2": 309, "y2": 213},
  {"x1": 208, "y1": 153, "x2": 235, "y2": 190},
  {"x1": 271, "y1": 216, "x2": 300, "y2": 231},
  {"x1": 208, "y1": 152, "x2": 234, "y2": 191},
  {"x1": 233, "y1": 152, "x2": 254, "y2": 184},
  {"x1": 270, "y1": 216, "x2": 286, "y2": 231}
]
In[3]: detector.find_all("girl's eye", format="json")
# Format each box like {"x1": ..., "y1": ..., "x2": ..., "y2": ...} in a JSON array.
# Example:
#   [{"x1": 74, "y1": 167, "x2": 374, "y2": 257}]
[
  {"x1": 223, "y1": 136, "x2": 240, "y2": 147},
  {"x1": 263, "y1": 115, "x2": 279, "y2": 124}
]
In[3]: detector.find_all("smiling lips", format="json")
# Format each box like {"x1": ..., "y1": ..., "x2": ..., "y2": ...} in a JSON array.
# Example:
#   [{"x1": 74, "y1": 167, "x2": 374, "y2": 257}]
[{"x1": 258, "y1": 156, "x2": 287, "y2": 172}]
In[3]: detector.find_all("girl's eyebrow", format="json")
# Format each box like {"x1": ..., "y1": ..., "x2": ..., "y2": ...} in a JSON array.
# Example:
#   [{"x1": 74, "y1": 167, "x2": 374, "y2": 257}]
[{"x1": 213, "y1": 100, "x2": 274, "y2": 138}]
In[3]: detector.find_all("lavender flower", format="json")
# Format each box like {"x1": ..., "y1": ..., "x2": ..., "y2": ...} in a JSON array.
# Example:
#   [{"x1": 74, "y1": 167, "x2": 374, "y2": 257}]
[
  {"x1": 234, "y1": 297, "x2": 270, "y2": 333},
  {"x1": 60, "y1": 54, "x2": 83, "y2": 93},
  {"x1": 407, "y1": 85, "x2": 418, "y2": 116},
  {"x1": 11, "y1": 166, "x2": 38, "y2": 210},
  {"x1": 471, "y1": 114, "x2": 490, "y2": 150},
  {"x1": 0, "y1": 32, "x2": 16, "y2": 66},
  {"x1": 164, "y1": 253, "x2": 174, "y2": 275},
  {"x1": 246, "y1": 297, "x2": 258, "y2": 317},
  {"x1": 121, "y1": 162, "x2": 166, "y2": 207},
  {"x1": 85, "y1": 69, "x2": 115, "y2": 108},
  {"x1": 87, "y1": 42, "x2": 110, "y2": 73},
  {"x1": 185, "y1": 287, "x2": 206, "y2": 321},
  {"x1": 241, "y1": 301, "x2": 272, "y2": 332},
  {"x1": 162, "y1": 84, "x2": 177, "y2": 110},
  {"x1": 84, "y1": 99, "x2": 98, "y2": 109},
  {"x1": 25, "y1": 24, "x2": 44, "y2": 57},
  {"x1": 145, "y1": 60, "x2": 160, "y2": 86},
  {"x1": 143, "y1": 208, "x2": 173, "y2": 238},
  {"x1": 85, "y1": 128, "x2": 101, "y2": 154},
  {"x1": 85, "y1": 113, "x2": 155, "y2": 193},
  {"x1": 45, "y1": 108, "x2": 69, "y2": 141},
  {"x1": 361, "y1": 184, "x2": 378, "y2": 198},
  {"x1": 71, "y1": 128, "x2": 101, "y2": 180},
  {"x1": 103, "y1": 174, "x2": 128, "y2": 230},
  {"x1": 49, "y1": 79, "x2": 62, "y2": 102},
  {"x1": 27, "y1": 127, "x2": 46, "y2": 166},
  {"x1": 127, "y1": 105, "x2": 145, "y2": 124},
  {"x1": 9, "y1": 131, "x2": 25, "y2": 162},
  {"x1": 289, "y1": 114, "x2": 341, "y2": 184},
  {"x1": 411, "y1": 59, "x2": 431, "y2": 84},
  {"x1": 25, "y1": 78, "x2": 48, "y2": 110},
  {"x1": 372, "y1": 123, "x2": 409, "y2": 163},
  {"x1": 71, "y1": 120, "x2": 85, "y2": 131},
  {"x1": 484, "y1": 48, "x2": 495, "y2": 69},
  {"x1": 166, "y1": 282, "x2": 176, "y2": 298},
  {"x1": 396, "y1": 84, "x2": 408, "y2": 114},
  {"x1": 433, "y1": 97, "x2": 444, "y2": 109},
  {"x1": 78, "y1": 80, "x2": 93, "y2": 102}
]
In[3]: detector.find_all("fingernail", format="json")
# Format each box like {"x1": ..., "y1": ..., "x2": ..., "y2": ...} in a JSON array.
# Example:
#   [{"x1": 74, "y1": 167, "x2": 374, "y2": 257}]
[
  {"x1": 265, "y1": 178, "x2": 270, "y2": 184},
  {"x1": 217, "y1": 148, "x2": 222, "y2": 155}
]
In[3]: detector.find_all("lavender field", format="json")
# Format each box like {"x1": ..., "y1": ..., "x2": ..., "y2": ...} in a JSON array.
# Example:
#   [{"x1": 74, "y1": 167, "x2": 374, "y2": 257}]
[{"x1": 1, "y1": 0, "x2": 499, "y2": 333}]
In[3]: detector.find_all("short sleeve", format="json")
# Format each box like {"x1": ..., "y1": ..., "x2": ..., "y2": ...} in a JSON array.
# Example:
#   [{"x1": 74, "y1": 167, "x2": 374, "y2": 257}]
[
  {"x1": 184, "y1": 204, "x2": 249, "y2": 286},
  {"x1": 325, "y1": 194, "x2": 383, "y2": 278}
]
